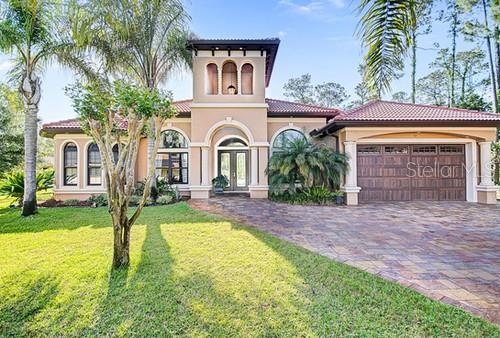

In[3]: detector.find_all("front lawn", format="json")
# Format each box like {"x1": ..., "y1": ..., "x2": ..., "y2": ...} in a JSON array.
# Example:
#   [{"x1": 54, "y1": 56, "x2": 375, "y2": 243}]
[{"x1": 0, "y1": 204, "x2": 497, "y2": 336}]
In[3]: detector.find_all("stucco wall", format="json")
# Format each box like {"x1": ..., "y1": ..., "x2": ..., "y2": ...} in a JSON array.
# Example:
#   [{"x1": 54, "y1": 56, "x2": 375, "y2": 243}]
[{"x1": 192, "y1": 50, "x2": 266, "y2": 104}]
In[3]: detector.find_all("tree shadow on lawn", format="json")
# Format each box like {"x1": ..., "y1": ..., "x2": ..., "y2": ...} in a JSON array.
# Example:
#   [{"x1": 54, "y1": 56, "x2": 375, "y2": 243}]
[
  {"x1": 84, "y1": 219, "x2": 252, "y2": 336},
  {"x1": 230, "y1": 223, "x2": 499, "y2": 336},
  {"x1": 0, "y1": 273, "x2": 60, "y2": 337}
]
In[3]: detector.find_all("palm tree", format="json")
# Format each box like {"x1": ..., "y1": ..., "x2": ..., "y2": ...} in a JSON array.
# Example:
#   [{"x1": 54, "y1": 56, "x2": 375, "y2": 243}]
[
  {"x1": 71, "y1": 0, "x2": 192, "y2": 187},
  {"x1": 0, "y1": 0, "x2": 93, "y2": 216},
  {"x1": 267, "y1": 138, "x2": 348, "y2": 195},
  {"x1": 356, "y1": 0, "x2": 416, "y2": 95}
]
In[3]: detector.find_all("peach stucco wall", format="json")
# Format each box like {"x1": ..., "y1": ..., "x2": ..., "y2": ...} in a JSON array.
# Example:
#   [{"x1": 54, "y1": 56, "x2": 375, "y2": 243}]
[{"x1": 192, "y1": 50, "x2": 266, "y2": 104}]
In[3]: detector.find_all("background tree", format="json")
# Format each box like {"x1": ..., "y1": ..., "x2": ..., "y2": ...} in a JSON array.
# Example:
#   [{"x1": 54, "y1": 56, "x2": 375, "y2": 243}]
[
  {"x1": 313, "y1": 82, "x2": 349, "y2": 108},
  {"x1": 455, "y1": 48, "x2": 489, "y2": 102},
  {"x1": 439, "y1": 0, "x2": 464, "y2": 107},
  {"x1": 0, "y1": 84, "x2": 23, "y2": 174},
  {"x1": 391, "y1": 91, "x2": 411, "y2": 103},
  {"x1": 356, "y1": 0, "x2": 416, "y2": 95},
  {"x1": 459, "y1": 0, "x2": 499, "y2": 113},
  {"x1": 416, "y1": 70, "x2": 449, "y2": 105},
  {"x1": 283, "y1": 74, "x2": 315, "y2": 104},
  {"x1": 431, "y1": 48, "x2": 457, "y2": 105},
  {"x1": 67, "y1": 82, "x2": 177, "y2": 268},
  {"x1": 0, "y1": 0, "x2": 92, "y2": 216},
  {"x1": 283, "y1": 74, "x2": 348, "y2": 107},
  {"x1": 457, "y1": 92, "x2": 491, "y2": 110},
  {"x1": 409, "y1": 0, "x2": 433, "y2": 103}
]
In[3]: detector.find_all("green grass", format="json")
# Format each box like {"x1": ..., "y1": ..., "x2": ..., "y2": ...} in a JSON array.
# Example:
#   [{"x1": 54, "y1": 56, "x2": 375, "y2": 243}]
[
  {"x1": 0, "y1": 190, "x2": 53, "y2": 209},
  {"x1": 0, "y1": 204, "x2": 498, "y2": 337}
]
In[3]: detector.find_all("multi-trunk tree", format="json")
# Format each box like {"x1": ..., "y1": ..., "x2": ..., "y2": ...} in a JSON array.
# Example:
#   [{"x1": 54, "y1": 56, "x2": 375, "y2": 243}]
[{"x1": 67, "y1": 81, "x2": 177, "y2": 268}]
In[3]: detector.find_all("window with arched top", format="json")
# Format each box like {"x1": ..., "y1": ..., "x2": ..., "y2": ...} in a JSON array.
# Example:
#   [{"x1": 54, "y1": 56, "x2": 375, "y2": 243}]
[
  {"x1": 206, "y1": 63, "x2": 218, "y2": 95},
  {"x1": 160, "y1": 130, "x2": 189, "y2": 149},
  {"x1": 222, "y1": 61, "x2": 238, "y2": 95},
  {"x1": 156, "y1": 130, "x2": 189, "y2": 184},
  {"x1": 241, "y1": 63, "x2": 253, "y2": 95},
  {"x1": 64, "y1": 142, "x2": 78, "y2": 186},
  {"x1": 272, "y1": 129, "x2": 306, "y2": 153},
  {"x1": 87, "y1": 143, "x2": 102, "y2": 185}
]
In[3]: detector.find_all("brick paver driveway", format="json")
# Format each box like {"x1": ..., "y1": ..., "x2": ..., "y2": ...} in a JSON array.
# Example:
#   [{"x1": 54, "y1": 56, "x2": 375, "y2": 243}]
[{"x1": 189, "y1": 197, "x2": 500, "y2": 324}]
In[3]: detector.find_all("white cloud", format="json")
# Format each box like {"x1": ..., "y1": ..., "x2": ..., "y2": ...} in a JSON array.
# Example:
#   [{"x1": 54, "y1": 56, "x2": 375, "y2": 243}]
[
  {"x1": 329, "y1": 0, "x2": 346, "y2": 8},
  {"x1": 278, "y1": 30, "x2": 287, "y2": 38},
  {"x1": 279, "y1": 0, "x2": 324, "y2": 15}
]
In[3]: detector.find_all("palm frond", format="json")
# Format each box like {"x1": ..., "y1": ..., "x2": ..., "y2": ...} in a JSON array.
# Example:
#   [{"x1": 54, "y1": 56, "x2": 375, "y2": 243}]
[{"x1": 357, "y1": 0, "x2": 416, "y2": 95}]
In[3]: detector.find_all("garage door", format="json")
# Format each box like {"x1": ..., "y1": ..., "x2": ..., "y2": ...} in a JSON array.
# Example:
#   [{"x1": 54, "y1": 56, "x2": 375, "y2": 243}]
[{"x1": 357, "y1": 144, "x2": 466, "y2": 202}]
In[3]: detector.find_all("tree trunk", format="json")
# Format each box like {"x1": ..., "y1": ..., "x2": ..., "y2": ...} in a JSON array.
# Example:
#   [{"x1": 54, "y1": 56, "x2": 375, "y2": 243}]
[
  {"x1": 112, "y1": 213, "x2": 131, "y2": 268},
  {"x1": 450, "y1": 11, "x2": 458, "y2": 107},
  {"x1": 21, "y1": 73, "x2": 41, "y2": 216},
  {"x1": 481, "y1": 0, "x2": 498, "y2": 114},
  {"x1": 411, "y1": 29, "x2": 417, "y2": 104}
]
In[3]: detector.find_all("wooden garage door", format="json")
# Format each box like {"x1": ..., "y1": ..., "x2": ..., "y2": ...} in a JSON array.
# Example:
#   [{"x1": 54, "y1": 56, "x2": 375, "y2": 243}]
[{"x1": 357, "y1": 144, "x2": 466, "y2": 202}]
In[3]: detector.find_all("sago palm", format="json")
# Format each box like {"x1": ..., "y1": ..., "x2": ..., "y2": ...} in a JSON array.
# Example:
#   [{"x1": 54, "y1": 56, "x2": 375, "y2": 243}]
[
  {"x1": 267, "y1": 138, "x2": 348, "y2": 194},
  {"x1": 0, "y1": 0, "x2": 94, "y2": 216}
]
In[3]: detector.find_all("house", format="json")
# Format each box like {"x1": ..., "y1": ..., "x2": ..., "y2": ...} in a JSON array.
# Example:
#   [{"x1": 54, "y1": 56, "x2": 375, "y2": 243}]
[{"x1": 41, "y1": 38, "x2": 500, "y2": 205}]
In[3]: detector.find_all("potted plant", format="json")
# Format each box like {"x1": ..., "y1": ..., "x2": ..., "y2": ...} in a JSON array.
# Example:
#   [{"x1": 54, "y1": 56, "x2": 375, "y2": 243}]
[
  {"x1": 212, "y1": 175, "x2": 229, "y2": 194},
  {"x1": 332, "y1": 190, "x2": 345, "y2": 205}
]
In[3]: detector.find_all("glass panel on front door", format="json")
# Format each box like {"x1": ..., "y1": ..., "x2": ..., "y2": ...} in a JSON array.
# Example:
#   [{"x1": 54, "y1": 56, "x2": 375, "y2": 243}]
[
  {"x1": 236, "y1": 152, "x2": 246, "y2": 187},
  {"x1": 218, "y1": 150, "x2": 248, "y2": 191}
]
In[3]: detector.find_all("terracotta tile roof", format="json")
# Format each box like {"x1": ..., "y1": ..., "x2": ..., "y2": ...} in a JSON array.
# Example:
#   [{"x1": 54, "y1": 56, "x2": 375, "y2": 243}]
[
  {"x1": 265, "y1": 98, "x2": 339, "y2": 115},
  {"x1": 172, "y1": 98, "x2": 339, "y2": 116},
  {"x1": 41, "y1": 116, "x2": 129, "y2": 131},
  {"x1": 336, "y1": 100, "x2": 500, "y2": 121},
  {"x1": 310, "y1": 100, "x2": 500, "y2": 136},
  {"x1": 41, "y1": 98, "x2": 339, "y2": 135}
]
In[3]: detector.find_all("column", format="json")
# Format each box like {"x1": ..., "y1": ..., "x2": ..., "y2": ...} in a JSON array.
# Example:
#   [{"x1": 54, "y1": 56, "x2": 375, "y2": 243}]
[
  {"x1": 250, "y1": 147, "x2": 258, "y2": 186},
  {"x1": 343, "y1": 141, "x2": 361, "y2": 205},
  {"x1": 344, "y1": 141, "x2": 357, "y2": 188},
  {"x1": 201, "y1": 146, "x2": 209, "y2": 186},
  {"x1": 479, "y1": 141, "x2": 494, "y2": 186},
  {"x1": 477, "y1": 141, "x2": 498, "y2": 204}
]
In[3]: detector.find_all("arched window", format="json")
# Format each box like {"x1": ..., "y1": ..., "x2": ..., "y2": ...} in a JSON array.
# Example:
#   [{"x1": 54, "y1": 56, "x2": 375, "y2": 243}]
[
  {"x1": 272, "y1": 129, "x2": 306, "y2": 153},
  {"x1": 206, "y1": 63, "x2": 218, "y2": 95},
  {"x1": 241, "y1": 63, "x2": 253, "y2": 95},
  {"x1": 219, "y1": 138, "x2": 248, "y2": 148},
  {"x1": 87, "y1": 143, "x2": 102, "y2": 185},
  {"x1": 63, "y1": 142, "x2": 78, "y2": 186},
  {"x1": 156, "y1": 130, "x2": 189, "y2": 184},
  {"x1": 160, "y1": 130, "x2": 189, "y2": 149},
  {"x1": 222, "y1": 61, "x2": 238, "y2": 95}
]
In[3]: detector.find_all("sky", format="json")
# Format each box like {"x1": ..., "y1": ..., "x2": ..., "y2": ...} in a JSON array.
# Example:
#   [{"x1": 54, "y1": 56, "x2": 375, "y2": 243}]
[{"x1": 0, "y1": 0, "x2": 482, "y2": 124}]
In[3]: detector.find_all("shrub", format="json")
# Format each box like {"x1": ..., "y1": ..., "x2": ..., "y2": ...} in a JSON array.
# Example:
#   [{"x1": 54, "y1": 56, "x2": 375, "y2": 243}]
[
  {"x1": 129, "y1": 195, "x2": 142, "y2": 206},
  {"x1": 87, "y1": 194, "x2": 108, "y2": 207},
  {"x1": 63, "y1": 199, "x2": 80, "y2": 207},
  {"x1": 0, "y1": 169, "x2": 54, "y2": 206},
  {"x1": 157, "y1": 195, "x2": 173, "y2": 205},
  {"x1": 267, "y1": 138, "x2": 348, "y2": 195},
  {"x1": 302, "y1": 187, "x2": 334, "y2": 205},
  {"x1": 134, "y1": 177, "x2": 172, "y2": 202}
]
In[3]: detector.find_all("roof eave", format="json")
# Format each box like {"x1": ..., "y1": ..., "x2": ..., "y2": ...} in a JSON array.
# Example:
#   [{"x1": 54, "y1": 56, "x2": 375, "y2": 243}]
[{"x1": 312, "y1": 119, "x2": 500, "y2": 137}]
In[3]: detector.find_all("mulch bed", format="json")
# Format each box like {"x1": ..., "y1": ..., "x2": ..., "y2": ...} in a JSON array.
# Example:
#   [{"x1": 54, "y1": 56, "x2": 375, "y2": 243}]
[{"x1": 39, "y1": 199, "x2": 93, "y2": 208}]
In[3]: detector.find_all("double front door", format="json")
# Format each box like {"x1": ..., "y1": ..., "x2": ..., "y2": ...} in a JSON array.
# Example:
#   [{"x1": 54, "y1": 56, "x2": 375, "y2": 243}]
[{"x1": 218, "y1": 150, "x2": 249, "y2": 191}]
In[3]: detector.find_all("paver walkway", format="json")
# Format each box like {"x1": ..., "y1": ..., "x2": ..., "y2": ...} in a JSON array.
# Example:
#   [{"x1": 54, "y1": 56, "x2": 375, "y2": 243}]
[{"x1": 189, "y1": 197, "x2": 500, "y2": 324}]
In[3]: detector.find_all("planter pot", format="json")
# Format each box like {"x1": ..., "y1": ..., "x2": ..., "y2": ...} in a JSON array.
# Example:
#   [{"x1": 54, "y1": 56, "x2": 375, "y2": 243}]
[
  {"x1": 335, "y1": 196, "x2": 344, "y2": 205},
  {"x1": 213, "y1": 187, "x2": 225, "y2": 194}
]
